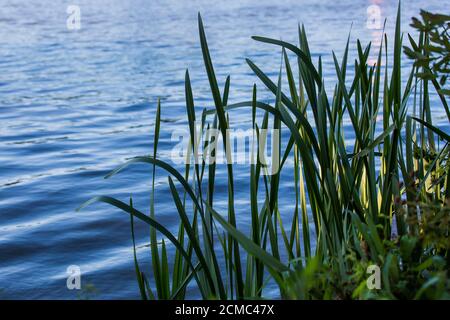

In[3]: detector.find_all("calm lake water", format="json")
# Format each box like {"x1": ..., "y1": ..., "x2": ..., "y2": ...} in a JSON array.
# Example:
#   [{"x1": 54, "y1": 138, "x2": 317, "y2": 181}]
[{"x1": 0, "y1": 0, "x2": 448, "y2": 299}]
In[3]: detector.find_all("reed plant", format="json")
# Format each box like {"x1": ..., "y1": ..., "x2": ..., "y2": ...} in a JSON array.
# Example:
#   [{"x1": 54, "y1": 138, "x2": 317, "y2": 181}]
[{"x1": 79, "y1": 2, "x2": 449, "y2": 299}]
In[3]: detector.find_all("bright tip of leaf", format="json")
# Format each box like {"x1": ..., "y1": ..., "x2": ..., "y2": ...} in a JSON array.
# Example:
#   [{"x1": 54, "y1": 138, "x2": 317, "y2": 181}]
[{"x1": 76, "y1": 197, "x2": 96, "y2": 212}]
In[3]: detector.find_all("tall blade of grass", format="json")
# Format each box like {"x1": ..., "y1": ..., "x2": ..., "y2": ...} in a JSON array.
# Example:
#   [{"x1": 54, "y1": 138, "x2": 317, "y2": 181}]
[
  {"x1": 430, "y1": 78, "x2": 450, "y2": 122},
  {"x1": 298, "y1": 145, "x2": 310, "y2": 259},
  {"x1": 403, "y1": 116, "x2": 419, "y2": 234},
  {"x1": 332, "y1": 52, "x2": 364, "y2": 148},
  {"x1": 106, "y1": 157, "x2": 202, "y2": 218},
  {"x1": 283, "y1": 48, "x2": 302, "y2": 261},
  {"x1": 275, "y1": 80, "x2": 328, "y2": 246},
  {"x1": 390, "y1": 1, "x2": 402, "y2": 114},
  {"x1": 283, "y1": 49, "x2": 299, "y2": 108},
  {"x1": 298, "y1": 25, "x2": 320, "y2": 115},
  {"x1": 250, "y1": 85, "x2": 260, "y2": 246},
  {"x1": 251, "y1": 36, "x2": 321, "y2": 86},
  {"x1": 170, "y1": 263, "x2": 201, "y2": 300},
  {"x1": 150, "y1": 100, "x2": 162, "y2": 297},
  {"x1": 129, "y1": 198, "x2": 148, "y2": 300},
  {"x1": 198, "y1": 13, "x2": 243, "y2": 298},
  {"x1": 223, "y1": 75, "x2": 230, "y2": 106},
  {"x1": 262, "y1": 60, "x2": 285, "y2": 264},
  {"x1": 160, "y1": 239, "x2": 170, "y2": 299},
  {"x1": 176, "y1": 137, "x2": 195, "y2": 298},
  {"x1": 268, "y1": 57, "x2": 283, "y2": 222},
  {"x1": 257, "y1": 114, "x2": 270, "y2": 287},
  {"x1": 185, "y1": 69, "x2": 213, "y2": 273},
  {"x1": 207, "y1": 100, "x2": 306, "y2": 174},
  {"x1": 172, "y1": 221, "x2": 186, "y2": 296},
  {"x1": 105, "y1": 155, "x2": 227, "y2": 297},
  {"x1": 412, "y1": 117, "x2": 450, "y2": 143},
  {"x1": 141, "y1": 272, "x2": 156, "y2": 300},
  {"x1": 245, "y1": 59, "x2": 321, "y2": 157},
  {"x1": 204, "y1": 201, "x2": 289, "y2": 275},
  {"x1": 355, "y1": 124, "x2": 395, "y2": 159},
  {"x1": 207, "y1": 115, "x2": 218, "y2": 206},
  {"x1": 332, "y1": 29, "x2": 352, "y2": 127},
  {"x1": 366, "y1": 26, "x2": 385, "y2": 222},
  {"x1": 249, "y1": 84, "x2": 264, "y2": 296},
  {"x1": 77, "y1": 196, "x2": 207, "y2": 298},
  {"x1": 167, "y1": 176, "x2": 219, "y2": 295}
]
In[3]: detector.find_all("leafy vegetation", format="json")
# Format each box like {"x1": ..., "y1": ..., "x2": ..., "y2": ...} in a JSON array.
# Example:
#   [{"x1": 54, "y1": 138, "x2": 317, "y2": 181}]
[
  {"x1": 79, "y1": 2, "x2": 449, "y2": 299},
  {"x1": 404, "y1": 10, "x2": 450, "y2": 97}
]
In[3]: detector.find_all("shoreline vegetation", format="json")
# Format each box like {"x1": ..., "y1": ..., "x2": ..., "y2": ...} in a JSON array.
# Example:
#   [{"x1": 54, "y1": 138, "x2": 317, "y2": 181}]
[{"x1": 79, "y1": 2, "x2": 449, "y2": 299}]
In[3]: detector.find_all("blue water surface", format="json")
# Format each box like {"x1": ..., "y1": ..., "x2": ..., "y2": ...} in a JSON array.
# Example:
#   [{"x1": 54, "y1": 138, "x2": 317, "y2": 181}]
[{"x1": 0, "y1": 0, "x2": 448, "y2": 299}]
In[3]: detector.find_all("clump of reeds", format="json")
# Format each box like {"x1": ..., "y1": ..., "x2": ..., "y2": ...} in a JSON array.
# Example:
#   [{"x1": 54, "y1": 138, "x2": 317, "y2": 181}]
[{"x1": 79, "y1": 2, "x2": 449, "y2": 300}]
